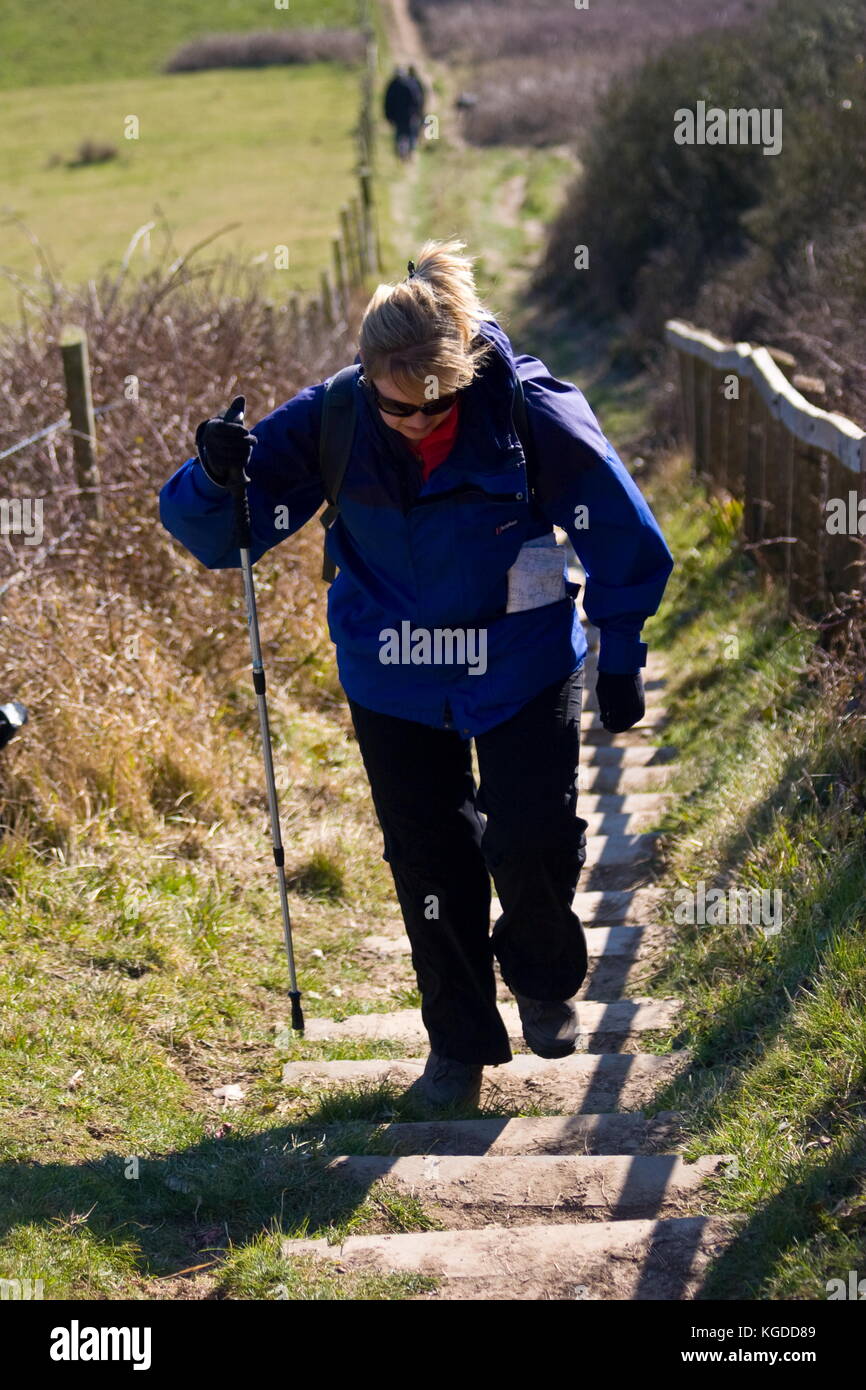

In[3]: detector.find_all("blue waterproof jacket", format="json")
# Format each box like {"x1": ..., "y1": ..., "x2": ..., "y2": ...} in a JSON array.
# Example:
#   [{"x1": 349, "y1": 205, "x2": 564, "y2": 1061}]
[{"x1": 159, "y1": 318, "x2": 674, "y2": 737}]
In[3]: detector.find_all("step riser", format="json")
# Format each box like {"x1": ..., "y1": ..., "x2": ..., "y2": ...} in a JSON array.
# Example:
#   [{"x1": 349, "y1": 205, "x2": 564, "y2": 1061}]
[
  {"x1": 570, "y1": 889, "x2": 665, "y2": 923},
  {"x1": 282, "y1": 1052, "x2": 689, "y2": 1112},
  {"x1": 580, "y1": 722, "x2": 669, "y2": 746},
  {"x1": 362, "y1": 925, "x2": 670, "y2": 959},
  {"x1": 578, "y1": 746, "x2": 676, "y2": 768},
  {"x1": 323, "y1": 1154, "x2": 733, "y2": 1223},
  {"x1": 301, "y1": 999, "x2": 681, "y2": 1049},
  {"x1": 582, "y1": 835, "x2": 660, "y2": 866},
  {"x1": 312, "y1": 1112, "x2": 683, "y2": 1157},
  {"x1": 580, "y1": 767, "x2": 677, "y2": 793},
  {"x1": 575, "y1": 793, "x2": 674, "y2": 815}
]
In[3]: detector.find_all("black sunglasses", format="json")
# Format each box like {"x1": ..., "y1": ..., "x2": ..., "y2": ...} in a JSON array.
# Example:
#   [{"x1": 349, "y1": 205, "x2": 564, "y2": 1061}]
[{"x1": 362, "y1": 375, "x2": 459, "y2": 418}]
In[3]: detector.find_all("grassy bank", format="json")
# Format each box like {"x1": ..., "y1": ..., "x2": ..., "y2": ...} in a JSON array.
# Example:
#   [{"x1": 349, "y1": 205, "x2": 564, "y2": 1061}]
[{"x1": 637, "y1": 454, "x2": 866, "y2": 1300}]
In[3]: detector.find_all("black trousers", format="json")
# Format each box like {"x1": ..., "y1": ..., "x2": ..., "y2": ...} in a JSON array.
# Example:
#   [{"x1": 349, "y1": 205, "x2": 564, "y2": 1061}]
[{"x1": 347, "y1": 668, "x2": 588, "y2": 1065}]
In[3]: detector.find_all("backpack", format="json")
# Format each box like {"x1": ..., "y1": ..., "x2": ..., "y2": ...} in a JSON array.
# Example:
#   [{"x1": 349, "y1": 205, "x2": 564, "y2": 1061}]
[{"x1": 317, "y1": 364, "x2": 535, "y2": 583}]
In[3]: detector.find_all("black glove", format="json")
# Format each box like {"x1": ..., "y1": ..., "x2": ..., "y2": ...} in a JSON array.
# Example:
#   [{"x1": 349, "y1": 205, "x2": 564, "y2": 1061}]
[
  {"x1": 195, "y1": 396, "x2": 256, "y2": 490},
  {"x1": 0, "y1": 701, "x2": 27, "y2": 749},
  {"x1": 595, "y1": 670, "x2": 645, "y2": 733}
]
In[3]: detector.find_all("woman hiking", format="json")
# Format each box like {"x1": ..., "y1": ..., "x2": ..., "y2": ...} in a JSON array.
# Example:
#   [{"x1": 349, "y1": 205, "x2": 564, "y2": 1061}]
[{"x1": 159, "y1": 240, "x2": 674, "y2": 1109}]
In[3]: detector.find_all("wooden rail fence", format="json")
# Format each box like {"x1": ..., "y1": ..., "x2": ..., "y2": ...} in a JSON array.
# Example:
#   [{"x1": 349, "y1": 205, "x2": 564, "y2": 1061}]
[{"x1": 665, "y1": 319, "x2": 866, "y2": 609}]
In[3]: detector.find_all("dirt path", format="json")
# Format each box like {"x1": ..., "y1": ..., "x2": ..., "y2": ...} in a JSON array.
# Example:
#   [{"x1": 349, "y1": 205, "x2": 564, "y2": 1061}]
[
  {"x1": 387, "y1": 0, "x2": 426, "y2": 69},
  {"x1": 383, "y1": 0, "x2": 468, "y2": 250}
]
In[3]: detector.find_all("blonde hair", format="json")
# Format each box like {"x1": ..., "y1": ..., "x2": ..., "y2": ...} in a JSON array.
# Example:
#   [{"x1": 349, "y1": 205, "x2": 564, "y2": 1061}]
[{"x1": 359, "y1": 238, "x2": 493, "y2": 398}]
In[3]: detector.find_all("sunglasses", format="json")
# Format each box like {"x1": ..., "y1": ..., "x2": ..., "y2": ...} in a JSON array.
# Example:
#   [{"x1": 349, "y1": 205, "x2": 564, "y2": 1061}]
[{"x1": 363, "y1": 375, "x2": 459, "y2": 418}]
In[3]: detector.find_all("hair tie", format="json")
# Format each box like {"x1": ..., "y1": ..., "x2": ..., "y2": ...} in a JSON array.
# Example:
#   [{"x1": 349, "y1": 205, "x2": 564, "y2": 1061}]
[{"x1": 407, "y1": 260, "x2": 416, "y2": 278}]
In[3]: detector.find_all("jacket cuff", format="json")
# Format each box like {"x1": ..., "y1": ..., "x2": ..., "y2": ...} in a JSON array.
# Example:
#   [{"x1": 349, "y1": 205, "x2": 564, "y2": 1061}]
[
  {"x1": 597, "y1": 634, "x2": 648, "y2": 674},
  {"x1": 193, "y1": 456, "x2": 230, "y2": 495}
]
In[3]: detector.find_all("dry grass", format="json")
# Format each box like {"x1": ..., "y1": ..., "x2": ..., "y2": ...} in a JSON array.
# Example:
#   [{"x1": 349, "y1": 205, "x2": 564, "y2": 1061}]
[{"x1": 0, "y1": 242, "x2": 361, "y2": 856}]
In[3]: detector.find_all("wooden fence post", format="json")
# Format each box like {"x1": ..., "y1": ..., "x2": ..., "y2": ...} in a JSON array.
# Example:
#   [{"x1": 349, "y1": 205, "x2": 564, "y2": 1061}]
[
  {"x1": 289, "y1": 293, "x2": 302, "y2": 340},
  {"x1": 727, "y1": 371, "x2": 750, "y2": 501},
  {"x1": 332, "y1": 236, "x2": 349, "y2": 315},
  {"x1": 692, "y1": 358, "x2": 711, "y2": 478},
  {"x1": 826, "y1": 451, "x2": 862, "y2": 599},
  {"x1": 706, "y1": 364, "x2": 726, "y2": 491},
  {"x1": 790, "y1": 441, "x2": 826, "y2": 610},
  {"x1": 320, "y1": 270, "x2": 335, "y2": 327},
  {"x1": 676, "y1": 347, "x2": 695, "y2": 454},
  {"x1": 744, "y1": 389, "x2": 768, "y2": 547},
  {"x1": 339, "y1": 206, "x2": 358, "y2": 287},
  {"x1": 350, "y1": 197, "x2": 366, "y2": 282},
  {"x1": 60, "y1": 326, "x2": 103, "y2": 522},
  {"x1": 359, "y1": 169, "x2": 381, "y2": 273}
]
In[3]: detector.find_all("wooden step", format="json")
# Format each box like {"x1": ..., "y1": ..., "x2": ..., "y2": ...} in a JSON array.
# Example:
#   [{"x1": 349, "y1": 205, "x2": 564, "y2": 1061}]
[
  {"x1": 282, "y1": 1050, "x2": 690, "y2": 1111},
  {"x1": 574, "y1": 793, "x2": 674, "y2": 816},
  {"x1": 322, "y1": 1152, "x2": 734, "y2": 1225},
  {"x1": 282, "y1": 1213, "x2": 738, "y2": 1300},
  {"x1": 301, "y1": 999, "x2": 681, "y2": 1049},
  {"x1": 312, "y1": 1111, "x2": 683, "y2": 1157},
  {"x1": 579, "y1": 764, "x2": 678, "y2": 793},
  {"x1": 362, "y1": 924, "x2": 670, "y2": 958},
  {"x1": 579, "y1": 745, "x2": 677, "y2": 768}
]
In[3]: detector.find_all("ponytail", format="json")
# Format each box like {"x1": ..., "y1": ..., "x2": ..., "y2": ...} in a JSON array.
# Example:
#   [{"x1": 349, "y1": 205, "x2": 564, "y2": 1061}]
[{"x1": 359, "y1": 238, "x2": 493, "y2": 397}]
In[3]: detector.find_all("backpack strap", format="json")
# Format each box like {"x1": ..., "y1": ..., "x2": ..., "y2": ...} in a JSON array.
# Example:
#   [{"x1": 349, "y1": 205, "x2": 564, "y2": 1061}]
[
  {"x1": 510, "y1": 369, "x2": 537, "y2": 500},
  {"x1": 318, "y1": 364, "x2": 360, "y2": 582}
]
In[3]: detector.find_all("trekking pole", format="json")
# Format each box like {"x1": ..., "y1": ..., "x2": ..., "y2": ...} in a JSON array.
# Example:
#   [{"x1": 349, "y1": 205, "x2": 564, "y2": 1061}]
[{"x1": 223, "y1": 395, "x2": 304, "y2": 1034}]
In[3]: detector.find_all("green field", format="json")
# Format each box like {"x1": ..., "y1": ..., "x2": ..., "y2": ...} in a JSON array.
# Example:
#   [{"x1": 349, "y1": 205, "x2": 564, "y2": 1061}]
[
  {"x1": 0, "y1": 0, "x2": 359, "y2": 90},
  {"x1": 0, "y1": 65, "x2": 362, "y2": 311}
]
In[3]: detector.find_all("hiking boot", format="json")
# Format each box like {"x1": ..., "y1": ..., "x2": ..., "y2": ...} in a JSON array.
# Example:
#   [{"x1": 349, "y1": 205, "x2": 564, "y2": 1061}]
[
  {"x1": 513, "y1": 992, "x2": 579, "y2": 1059},
  {"x1": 406, "y1": 1052, "x2": 483, "y2": 1109}
]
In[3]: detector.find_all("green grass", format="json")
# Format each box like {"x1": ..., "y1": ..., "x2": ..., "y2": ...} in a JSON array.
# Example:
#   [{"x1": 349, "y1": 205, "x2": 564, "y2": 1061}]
[
  {"x1": 0, "y1": 670, "x2": 445, "y2": 1300},
  {"x1": 0, "y1": 65, "x2": 361, "y2": 316},
  {"x1": 219, "y1": 1241, "x2": 437, "y2": 1301},
  {"x1": 0, "y1": 0, "x2": 358, "y2": 90},
  {"x1": 633, "y1": 455, "x2": 866, "y2": 1299}
]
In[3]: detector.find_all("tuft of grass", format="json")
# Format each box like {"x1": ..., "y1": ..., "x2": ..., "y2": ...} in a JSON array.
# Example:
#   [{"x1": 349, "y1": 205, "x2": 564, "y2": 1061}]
[
  {"x1": 289, "y1": 850, "x2": 346, "y2": 902},
  {"x1": 218, "y1": 1239, "x2": 438, "y2": 1301}
]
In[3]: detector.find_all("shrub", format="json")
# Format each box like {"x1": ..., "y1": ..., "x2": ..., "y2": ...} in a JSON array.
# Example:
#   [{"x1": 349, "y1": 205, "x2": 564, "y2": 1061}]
[
  {"x1": 410, "y1": 0, "x2": 776, "y2": 146},
  {"x1": 164, "y1": 28, "x2": 365, "y2": 73},
  {"x1": 67, "y1": 139, "x2": 119, "y2": 168},
  {"x1": 534, "y1": 0, "x2": 866, "y2": 423},
  {"x1": 0, "y1": 237, "x2": 363, "y2": 851}
]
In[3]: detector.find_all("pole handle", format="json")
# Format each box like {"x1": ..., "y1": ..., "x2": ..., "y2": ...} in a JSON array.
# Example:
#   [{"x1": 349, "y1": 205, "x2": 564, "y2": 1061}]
[{"x1": 223, "y1": 395, "x2": 252, "y2": 548}]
